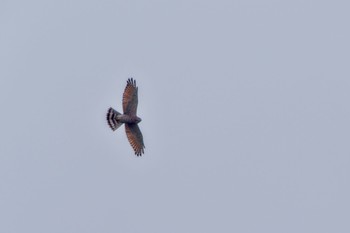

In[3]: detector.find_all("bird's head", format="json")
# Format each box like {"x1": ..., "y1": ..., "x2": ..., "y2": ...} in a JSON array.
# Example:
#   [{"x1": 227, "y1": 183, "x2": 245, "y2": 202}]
[{"x1": 136, "y1": 116, "x2": 142, "y2": 123}]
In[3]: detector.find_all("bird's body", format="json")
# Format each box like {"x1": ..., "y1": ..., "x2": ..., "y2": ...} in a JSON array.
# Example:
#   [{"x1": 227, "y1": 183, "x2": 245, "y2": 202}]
[
  {"x1": 116, "y1": 114, "x2": 141, "y2": 124},
  {"x1": 107, "y1": 78, "x2": 145, "y2": 156}
]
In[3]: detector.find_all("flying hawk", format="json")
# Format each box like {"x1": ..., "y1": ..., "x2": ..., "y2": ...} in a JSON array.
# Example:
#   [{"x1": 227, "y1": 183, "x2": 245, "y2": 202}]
[{"x1": 107, "y1": 78, "x2": 145, "y2": 156}]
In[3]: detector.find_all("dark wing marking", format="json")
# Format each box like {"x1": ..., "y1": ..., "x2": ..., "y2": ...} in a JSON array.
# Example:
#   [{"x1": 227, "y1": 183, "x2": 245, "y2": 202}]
[
  {"x1": 125, "y1": 123, "x2": 145, "y2": 156},
  {"x1": 122, "y1": 78, "x2": 138, "y2": 115}
]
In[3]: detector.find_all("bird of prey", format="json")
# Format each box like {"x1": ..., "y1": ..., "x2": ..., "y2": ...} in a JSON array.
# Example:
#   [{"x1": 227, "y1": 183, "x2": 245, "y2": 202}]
[{"x1": 107, "y1": 78, "x2": 145, "y2": 156}]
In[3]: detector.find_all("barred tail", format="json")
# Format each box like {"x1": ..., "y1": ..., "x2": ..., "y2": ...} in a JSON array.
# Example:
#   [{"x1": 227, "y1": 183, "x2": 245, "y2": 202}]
[{"x1": 107, "y1": 107, "x2": 123, "y2": 131}]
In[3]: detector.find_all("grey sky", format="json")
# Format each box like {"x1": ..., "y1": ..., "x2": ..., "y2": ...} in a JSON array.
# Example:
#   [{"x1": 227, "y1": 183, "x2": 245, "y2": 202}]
[{"x1": 1, "y1": 0, "x2": 349, "y2": 232}]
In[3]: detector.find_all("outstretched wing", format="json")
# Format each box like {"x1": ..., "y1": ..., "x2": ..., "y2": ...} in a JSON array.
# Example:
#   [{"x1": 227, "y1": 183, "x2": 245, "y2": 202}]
[
  {"x1": 122, "y1": 78, "x2": 138, "y2": 115},
  {"x1": 125, "y1": 123, "x2": 145, "y2": 156}
]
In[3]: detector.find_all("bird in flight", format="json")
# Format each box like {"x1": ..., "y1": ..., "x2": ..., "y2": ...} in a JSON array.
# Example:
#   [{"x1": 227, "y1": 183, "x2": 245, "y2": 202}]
[{"x1": 107, "y1": 78, "x2": 145, "y2": 156}]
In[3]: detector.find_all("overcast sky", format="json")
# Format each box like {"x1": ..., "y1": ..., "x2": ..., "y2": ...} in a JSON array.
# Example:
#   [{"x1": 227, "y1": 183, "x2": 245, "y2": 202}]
[{"x1": 1, "y1": 0, "x2": 350, "y2": 232}]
